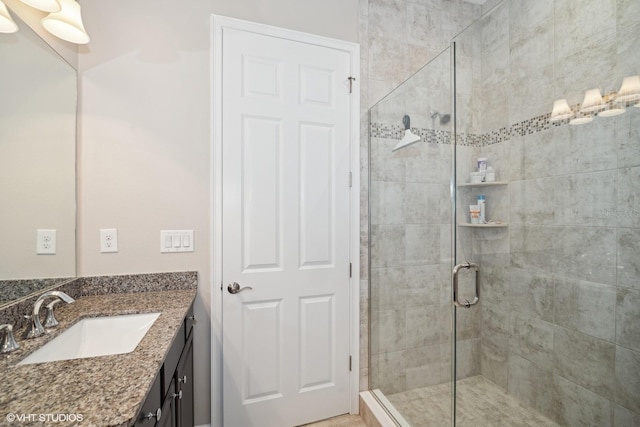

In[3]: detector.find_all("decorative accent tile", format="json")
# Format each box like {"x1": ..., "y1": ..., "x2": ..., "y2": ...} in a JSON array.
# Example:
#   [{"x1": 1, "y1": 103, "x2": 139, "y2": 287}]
[{"x1": 370, "y1": 110, "x2": 575, "y2": 147}]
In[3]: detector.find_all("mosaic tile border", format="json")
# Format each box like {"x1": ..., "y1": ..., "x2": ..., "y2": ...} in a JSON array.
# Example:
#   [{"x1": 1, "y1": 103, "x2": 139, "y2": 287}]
[{"x1": 370, "y1": 111, "x2": 567, "y2": 147}]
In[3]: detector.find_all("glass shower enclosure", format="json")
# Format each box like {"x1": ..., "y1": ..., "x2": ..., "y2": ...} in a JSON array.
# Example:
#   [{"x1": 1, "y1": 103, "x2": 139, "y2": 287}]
[{"x1": 368, "y1": 1, "x2": 640, "y2": 426}]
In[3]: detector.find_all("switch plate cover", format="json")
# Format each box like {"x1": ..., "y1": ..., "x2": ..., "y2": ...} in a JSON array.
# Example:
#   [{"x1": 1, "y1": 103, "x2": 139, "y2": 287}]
[{"x1": 160, "y1": 230, "x2": 194, "y2": 253}]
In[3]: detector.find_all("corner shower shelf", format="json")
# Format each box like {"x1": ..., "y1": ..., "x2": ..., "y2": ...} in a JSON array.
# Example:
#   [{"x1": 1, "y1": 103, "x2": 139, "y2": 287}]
[
  {"x1": 457, "y1": 181, "x2": 508, "y2": 187},
  {"x1": 458, "y1": 222, "x2": 509, "y2": 228}
]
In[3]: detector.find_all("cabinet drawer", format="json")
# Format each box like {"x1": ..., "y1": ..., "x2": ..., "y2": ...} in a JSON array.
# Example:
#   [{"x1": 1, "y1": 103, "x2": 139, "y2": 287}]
[{"x1": 163, "y1": 327, "x2": 186, "y2": 397}]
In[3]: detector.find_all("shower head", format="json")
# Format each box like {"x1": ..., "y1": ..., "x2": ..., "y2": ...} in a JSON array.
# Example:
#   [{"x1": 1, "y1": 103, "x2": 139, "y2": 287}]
[
  {"x1": 431, "y1": 111, "x2": 451, "y2": 125},
  {"x1": 392, "y1": 115, "x2": 421, "y2": 152}
]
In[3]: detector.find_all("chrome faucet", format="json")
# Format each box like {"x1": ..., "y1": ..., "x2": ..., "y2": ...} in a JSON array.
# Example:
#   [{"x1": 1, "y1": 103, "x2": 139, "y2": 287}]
[
  {"x1": 0, "y1": 324, "x2": 19, "y2": 353},
  {"x1": 23, "y1": 290, "x2": 75, "y2": 339}
]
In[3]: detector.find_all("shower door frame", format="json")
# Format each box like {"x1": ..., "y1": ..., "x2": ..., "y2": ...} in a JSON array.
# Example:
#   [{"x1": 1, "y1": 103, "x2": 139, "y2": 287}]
[{"x1": 449, "y1": 40, "x2": 458, "y2": 427}]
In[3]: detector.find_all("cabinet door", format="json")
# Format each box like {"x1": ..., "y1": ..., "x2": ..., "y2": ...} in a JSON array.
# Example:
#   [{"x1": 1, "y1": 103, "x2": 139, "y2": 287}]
[
  {"x1": 185, "y1": 303, "x2": 195, "y2": 340},
  {"x1": 158, "y1": 378, "x2": 177, "y2": 427},
  {"x1": 134, "y1": 373, "x2": 162, "y2": 427},
  {"x1": 176, "y1": 336, "x2": 194, "y2": 427}
]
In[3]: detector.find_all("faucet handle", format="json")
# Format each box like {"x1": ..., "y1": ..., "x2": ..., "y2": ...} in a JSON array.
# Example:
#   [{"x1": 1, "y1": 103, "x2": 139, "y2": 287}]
[
  {"x1": 0, "y1": 324, "x2": 20, "y2": 354},
  {"x1": 44, "y1": 299, "x2": 62, "y2": 328},
  {"x1": 22, "y1": 314, "x2": 44, "y2": 340}
]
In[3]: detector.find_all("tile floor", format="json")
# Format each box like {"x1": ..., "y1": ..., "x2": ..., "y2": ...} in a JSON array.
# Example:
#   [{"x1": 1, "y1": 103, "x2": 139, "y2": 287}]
[
  {"x1": 387, "y1": 375, "x2": 560, "y2": 427},
  {"x1": 303, "y1": 376, "x2": 560, "y2": 427}
]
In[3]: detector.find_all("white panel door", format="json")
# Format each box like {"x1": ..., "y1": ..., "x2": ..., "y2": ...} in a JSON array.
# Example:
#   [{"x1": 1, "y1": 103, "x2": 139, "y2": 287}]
[{"x1": 221, "y1": 26, "x2": 353, "y2": 427}]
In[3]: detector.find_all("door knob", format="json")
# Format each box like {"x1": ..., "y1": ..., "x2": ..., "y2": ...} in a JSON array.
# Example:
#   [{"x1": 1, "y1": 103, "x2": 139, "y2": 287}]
[{"x1": 227, "y1": 282, "x2": 253, "y2": 294}]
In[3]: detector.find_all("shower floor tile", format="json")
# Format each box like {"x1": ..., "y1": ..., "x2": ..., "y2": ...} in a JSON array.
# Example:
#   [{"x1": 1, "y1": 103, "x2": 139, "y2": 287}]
[{"x1": 387, "y1": 376, "x2": 560, "y2": 427}]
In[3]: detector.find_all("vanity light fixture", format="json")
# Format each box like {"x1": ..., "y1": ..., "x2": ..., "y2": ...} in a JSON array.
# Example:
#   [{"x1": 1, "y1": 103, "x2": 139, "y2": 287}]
[
  {"x1": 579, "y1": 88, "x2": 606, "y2": 113},
  {"x1": 41, "y1": 0, "x2": 89, "y2": 44},
  {"x1": 598, "y1": 96, "x2": 626, "y2": 117},
  {"x1": 1, "y1": 0, "x2": 89, "y2": 43},
  {"x1": 616, "y1": 75, "x2": 640, "y2": 105},
  {"x1": 569, "y1": 111, "x2": 593, "y2": 125},
  {"x1": 0, "y1": 0, "x2": 18, "y2": 33},
  {"x1": 549, "y1": 99, "x2": 573, "y2": 122},
  {"x1": 18, "y1": 0, "x2": 60, "y2": 12}
]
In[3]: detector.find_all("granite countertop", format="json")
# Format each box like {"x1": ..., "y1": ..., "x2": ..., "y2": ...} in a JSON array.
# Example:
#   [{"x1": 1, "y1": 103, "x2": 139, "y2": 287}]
[{"x1": 0, "y1": 289, "x2": 197, "y2": 427}]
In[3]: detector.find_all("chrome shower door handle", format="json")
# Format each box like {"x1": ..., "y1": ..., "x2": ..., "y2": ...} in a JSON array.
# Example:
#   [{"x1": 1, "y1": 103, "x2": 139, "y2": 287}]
[
  {"x1": 452, "y1": 262, "x2": 479, "y2": 308},
  {"x1": 227, "y1": 282, "x2": 253, "y2": 294}
]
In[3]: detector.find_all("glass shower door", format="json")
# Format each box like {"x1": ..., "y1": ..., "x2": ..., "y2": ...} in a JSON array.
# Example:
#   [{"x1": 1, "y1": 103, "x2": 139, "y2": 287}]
[{"x1": 368, "y1": 46, "x2": 455, "y2": 427}]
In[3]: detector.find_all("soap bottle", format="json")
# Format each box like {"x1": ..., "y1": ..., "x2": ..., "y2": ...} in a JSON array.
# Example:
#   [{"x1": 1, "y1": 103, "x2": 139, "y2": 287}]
[{"x1": 477, "y1": 195, "x2": 486, "y2": 224}]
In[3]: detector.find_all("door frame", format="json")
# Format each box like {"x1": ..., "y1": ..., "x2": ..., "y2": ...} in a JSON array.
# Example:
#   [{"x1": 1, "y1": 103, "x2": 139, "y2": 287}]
[{"x1": 210, "y1": 15, "x2": 360, "y2": 427}]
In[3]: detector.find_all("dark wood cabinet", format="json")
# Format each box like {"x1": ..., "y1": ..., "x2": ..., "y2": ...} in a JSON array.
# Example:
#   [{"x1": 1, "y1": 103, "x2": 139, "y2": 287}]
[
  {"x1": 175, "y1": 336, "x2": 194, "y2": 427},
  {"x1": 158, "y1": 378, "x2": 177, "y2": 427},
  {"x1": 134, "y1": 373, "x2": 163, "y2": 427},
  {"x1": 135, "y1": 303, "x2": 195, "y2": 427}
]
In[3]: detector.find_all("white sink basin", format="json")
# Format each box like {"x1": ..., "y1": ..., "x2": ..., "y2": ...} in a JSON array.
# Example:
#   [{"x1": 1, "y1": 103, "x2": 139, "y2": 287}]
[{"x1": 18, "y1": 312, "x2": 161, "y2": 365}]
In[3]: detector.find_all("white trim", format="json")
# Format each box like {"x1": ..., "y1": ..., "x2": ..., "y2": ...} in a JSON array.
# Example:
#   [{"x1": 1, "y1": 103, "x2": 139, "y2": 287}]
[
  {"x1": 370, "y1": 390, "x2": 411, "y2": 426},
  {"x1": 210, "y1": 14, "x2": 224, "y2": 427},
  {"x1": 211, "y1": 14, "x2": 360, "y2": 426},
  {"x1": 347, "y1": 41, "x2": 361, "y2": 415},
  {"x1": 359, "y1": 391, "x2": 399, "y2": 427}
]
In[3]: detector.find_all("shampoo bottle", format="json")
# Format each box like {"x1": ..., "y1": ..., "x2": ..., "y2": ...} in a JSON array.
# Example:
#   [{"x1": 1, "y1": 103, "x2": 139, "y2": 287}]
[{"x1": 477, "y1": 195, "x2": 486, "y2": 224}]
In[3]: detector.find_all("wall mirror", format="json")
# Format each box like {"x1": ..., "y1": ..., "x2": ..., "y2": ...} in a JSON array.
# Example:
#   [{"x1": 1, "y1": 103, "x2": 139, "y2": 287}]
[{"x1": 0, "y1": 10, "x2": 76, "y2": 306}]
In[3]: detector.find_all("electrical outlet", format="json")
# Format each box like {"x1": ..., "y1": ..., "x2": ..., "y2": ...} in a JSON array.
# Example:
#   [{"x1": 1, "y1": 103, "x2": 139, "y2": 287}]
[
  {"x1": 100, "y1": 228, "x2": 118, "y2": 253},
  {"x1": 37, "y1": 229, "x2": 56, "y2": 254}
]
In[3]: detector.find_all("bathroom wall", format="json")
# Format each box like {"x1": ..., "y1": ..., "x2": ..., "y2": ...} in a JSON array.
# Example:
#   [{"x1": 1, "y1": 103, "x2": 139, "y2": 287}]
[
  {"x1": 359, "y1": 0, "x2": 482, "y2": 392},
  {"x1": 460, "y1": 0, "x2": 640, "y2": 425},
  {"x1": 76, "y1": 1, "x2": 358, "y2": 425}
]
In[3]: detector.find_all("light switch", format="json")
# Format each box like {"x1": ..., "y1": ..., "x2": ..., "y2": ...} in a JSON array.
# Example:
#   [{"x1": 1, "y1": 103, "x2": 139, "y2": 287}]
[{"x1": 160, "y1": 230, "x2": 194, "y2": 253}]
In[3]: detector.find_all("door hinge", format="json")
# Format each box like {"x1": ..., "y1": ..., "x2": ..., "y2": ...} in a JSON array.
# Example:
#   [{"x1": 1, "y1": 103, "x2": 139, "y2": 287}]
[
  {"x1": 348, "y1": 76, "x2": 356, "y2": 94},
  {"x1": 349, "y1": 171, "x2": 352, "y2": 188},
  {"x1": 349, "y1": 262, "x2": 352, "y2": 278},
  {"x1": 349, "y1": 355, "x2": 352, "y2": 372}
]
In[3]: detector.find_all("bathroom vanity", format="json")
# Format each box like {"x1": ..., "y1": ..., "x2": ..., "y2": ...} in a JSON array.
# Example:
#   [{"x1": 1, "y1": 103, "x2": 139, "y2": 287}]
[
  {"x1": 0, "y1": 288, "x2": 196, "y2": 426},
  {"x1": 135, "y1": 300, "x2": 195, "y2": 427}
]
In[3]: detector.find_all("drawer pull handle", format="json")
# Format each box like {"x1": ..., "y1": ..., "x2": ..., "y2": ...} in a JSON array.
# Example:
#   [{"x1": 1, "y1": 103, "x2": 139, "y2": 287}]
[
  {"x1": 178, "y1": 375, "x2": 188, "y2": 384},
  {"x1": 143, "y1": 408, "x2": 161, "y2": 421},
  {"x1": 172, "y1": 390, "x2": 183, "y2": 400}
]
